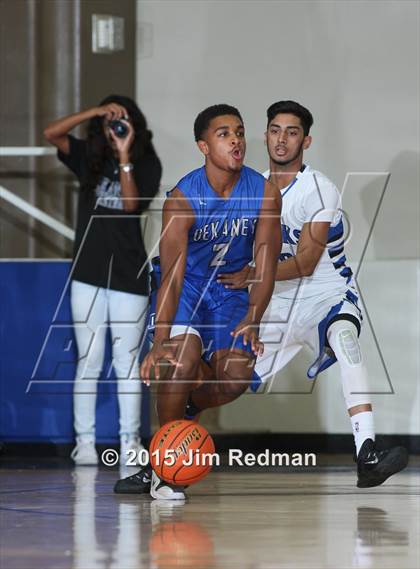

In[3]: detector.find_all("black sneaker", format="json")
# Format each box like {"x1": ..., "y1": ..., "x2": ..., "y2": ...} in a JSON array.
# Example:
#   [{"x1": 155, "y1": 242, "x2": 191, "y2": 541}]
[
  {"x1": 113, "y1": 463, "x2": 152, "y2": 494},
  {"x1": 357, "y1": 439, "x2": 408, "y2": 488},
  {"x1": 184, "y1": 394, "x2": 201, "y2": 421}
]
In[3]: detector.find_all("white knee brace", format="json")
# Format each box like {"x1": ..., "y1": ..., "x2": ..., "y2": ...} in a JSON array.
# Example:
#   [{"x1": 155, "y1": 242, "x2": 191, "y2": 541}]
[{"x1": 327, "y1": 319, "x2": 372, "y2": 410}]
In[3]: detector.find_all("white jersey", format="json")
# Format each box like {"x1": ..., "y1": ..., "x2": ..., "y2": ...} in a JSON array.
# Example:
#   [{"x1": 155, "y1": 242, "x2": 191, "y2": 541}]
[{"x1": 263, "y1": 164, "x2": 354, "y2": 300}]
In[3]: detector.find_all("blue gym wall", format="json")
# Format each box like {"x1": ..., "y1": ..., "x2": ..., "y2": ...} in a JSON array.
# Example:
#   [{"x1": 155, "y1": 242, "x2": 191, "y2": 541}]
[{"x1": 0, "y1": 261, "x2": 150, "y2": 442}]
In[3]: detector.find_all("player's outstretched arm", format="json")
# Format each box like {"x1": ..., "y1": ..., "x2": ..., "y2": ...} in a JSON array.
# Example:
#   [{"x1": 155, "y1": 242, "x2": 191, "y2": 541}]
[
  {"x1": 273, "y1": 176, "x2": 340, "y2": 280},
  {"x1": 141, "y1": 189, "x2": 194, "y2": 384},
  {"x1": 274, "y1": 220, "x2": 331, "y2": 280},
  {"x1": 217, "y1": 222, "x2": 330, "y2": 285},
  {"x1": 231, "y1": 180, "x2": 281, "y2": 353}
]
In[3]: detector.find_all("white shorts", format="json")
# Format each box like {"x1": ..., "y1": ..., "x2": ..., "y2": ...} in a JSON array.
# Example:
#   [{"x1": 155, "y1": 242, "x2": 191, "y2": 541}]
[{"x1": 252, "y1": 288, "x2": 362, "y2": 392}]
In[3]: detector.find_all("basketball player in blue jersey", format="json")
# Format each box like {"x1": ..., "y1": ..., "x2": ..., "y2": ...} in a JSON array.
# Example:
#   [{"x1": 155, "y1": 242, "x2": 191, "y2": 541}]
[
  {"x1": 115, "y1": 104, "x2": 281, "y2": 499},
  {"x1": 218, "y1": 100, "x2": 408, "y2": 488}
]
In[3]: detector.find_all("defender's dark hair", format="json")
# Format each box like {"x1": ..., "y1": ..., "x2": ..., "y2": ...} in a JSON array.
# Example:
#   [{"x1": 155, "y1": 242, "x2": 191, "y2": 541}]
[
  {"x1": 194, "y1": 104, "x2": 243, "y2": 141},
  {"x1": 266, "y1": 100, "x2": 313, "y2": 136},
  {"x1": 84, "y1": 94, "x2": 157, "y2": 191}
]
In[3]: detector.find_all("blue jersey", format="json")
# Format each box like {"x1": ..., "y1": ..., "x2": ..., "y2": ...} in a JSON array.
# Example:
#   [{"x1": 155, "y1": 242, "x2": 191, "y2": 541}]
[{"x1": 172, "y1": 165, "x2": 265, "y2": 280}]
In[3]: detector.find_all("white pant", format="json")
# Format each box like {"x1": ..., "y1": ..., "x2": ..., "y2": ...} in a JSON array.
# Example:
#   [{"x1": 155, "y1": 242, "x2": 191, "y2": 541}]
[
  {"x1": 256, "y1": 289, "x2": 362, "y2": 384},
  {"x1": 71, "y1": 280, "x2": 149, "y2": 438}
]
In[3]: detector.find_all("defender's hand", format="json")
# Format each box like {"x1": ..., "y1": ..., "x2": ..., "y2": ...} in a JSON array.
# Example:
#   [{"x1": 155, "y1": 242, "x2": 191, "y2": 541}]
[
  {"x1": 140, "y1": 340, "x2": 180, "y2": 386},
  {"x1": 217, "y1": 265, "x2": 255, "y2": 289},
  {"x1": 230, "y1": 318, "x2": 263, "y2": 356}
]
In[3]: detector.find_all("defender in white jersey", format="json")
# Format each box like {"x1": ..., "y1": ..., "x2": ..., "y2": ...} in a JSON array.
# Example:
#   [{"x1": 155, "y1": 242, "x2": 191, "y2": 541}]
[
  {"x1": 219, "y1": 100, "x2": 408, "y2": 488},
  {"x1": 257, "y1": 162, "x2": 363, "y2": 382}
]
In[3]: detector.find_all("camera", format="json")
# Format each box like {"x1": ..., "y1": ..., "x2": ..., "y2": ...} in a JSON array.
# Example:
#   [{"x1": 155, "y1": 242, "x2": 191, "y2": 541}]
[{"x1": 108, "y1": 119, "x2": 129, "y2": 138}]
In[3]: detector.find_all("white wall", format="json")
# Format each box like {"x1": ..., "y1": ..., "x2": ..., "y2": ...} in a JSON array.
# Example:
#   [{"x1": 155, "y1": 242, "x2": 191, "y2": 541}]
[
  {"x1": 136, "y1": 1, "x2": 419, "y2": 434},
  {"x1": 219, "y1": 260, "x2": 419, "y2": 435}
]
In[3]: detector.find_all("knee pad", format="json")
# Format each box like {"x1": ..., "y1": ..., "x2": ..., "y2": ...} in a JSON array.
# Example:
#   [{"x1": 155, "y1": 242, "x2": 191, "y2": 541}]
[
  {"x1": 336, "y1": 327, "x2": 361, "y2": 366},
  {"x1": 327, "y1": 320, "x2": 371, "y2": 409}
]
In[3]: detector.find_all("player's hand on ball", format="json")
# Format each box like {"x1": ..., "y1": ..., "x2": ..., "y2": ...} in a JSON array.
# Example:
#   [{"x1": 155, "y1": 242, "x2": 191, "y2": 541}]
[
  {"x1": 140, "y1": 340, "x2": 180, "y2": 385},
  {"x1": 231, "y1": 318, "x2": 264, "y2": 356},
  {"x1": 217, "y1": 265, "x2": 255, "y2": 289}
]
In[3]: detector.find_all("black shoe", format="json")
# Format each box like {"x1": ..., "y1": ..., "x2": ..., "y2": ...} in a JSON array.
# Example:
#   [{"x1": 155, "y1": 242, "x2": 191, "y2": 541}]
[
  {"x1": 113, "y1": 463, "x2": 152, "y2": 494},
  {"x1": 357, "y1": 439, "x2": 408, "y2": 488},
  {"x1": 184, "y1": 394, "x2": 201, "y2": 421}
]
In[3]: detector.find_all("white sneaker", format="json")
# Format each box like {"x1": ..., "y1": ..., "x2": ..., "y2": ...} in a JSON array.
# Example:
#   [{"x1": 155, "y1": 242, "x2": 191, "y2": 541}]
[
  {"x1": 150, "y1": 470, "x2": 186, "y2": 501},
  {"x1": 71, "y1": 437, "x2": 98, "y2": 466},
  {"x1": 120, "y1": 435, "x2": 145, "y2": 466}
]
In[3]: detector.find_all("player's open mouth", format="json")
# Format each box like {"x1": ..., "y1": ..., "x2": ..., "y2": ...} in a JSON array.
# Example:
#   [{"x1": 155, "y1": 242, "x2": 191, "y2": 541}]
[
  {"x1": 275, "y1": 146, "x2": 287, "y2": 156},
  {"x1": 231, "y1": 148, "x2": 243, "y2": 160}
]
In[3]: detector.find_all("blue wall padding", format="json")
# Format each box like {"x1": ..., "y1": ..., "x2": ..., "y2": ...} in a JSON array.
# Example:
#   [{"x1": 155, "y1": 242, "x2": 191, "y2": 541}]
[{"x1": 0, "y1": 262, "x2": 150, "y2": 442}]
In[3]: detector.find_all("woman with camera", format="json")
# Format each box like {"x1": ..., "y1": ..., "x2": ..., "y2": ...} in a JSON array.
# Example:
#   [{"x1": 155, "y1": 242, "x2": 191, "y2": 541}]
[{"x1": 44, "y1": 95, "x2": 161, "y2": 465}]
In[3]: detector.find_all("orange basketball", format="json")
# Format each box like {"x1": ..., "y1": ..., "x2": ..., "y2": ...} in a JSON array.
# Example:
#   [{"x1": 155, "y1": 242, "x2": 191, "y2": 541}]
[
  {"x1": 149, "y1": 521, "x2": 214, "y2": 568},
  {"x1": 149, "y1": 420, "x2": 215, "y2": 485}
]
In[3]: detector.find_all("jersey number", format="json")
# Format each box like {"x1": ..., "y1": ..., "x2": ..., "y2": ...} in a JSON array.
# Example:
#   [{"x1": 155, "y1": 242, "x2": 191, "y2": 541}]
[{"x1": 210, "y1": 243, "x2": 230, "y2": 267}]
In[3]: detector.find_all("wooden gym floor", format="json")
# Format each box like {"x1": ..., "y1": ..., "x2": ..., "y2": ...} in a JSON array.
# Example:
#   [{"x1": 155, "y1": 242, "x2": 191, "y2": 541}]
[{"x1": 0, "y1": 461, "x2": 419, "y2": 569}]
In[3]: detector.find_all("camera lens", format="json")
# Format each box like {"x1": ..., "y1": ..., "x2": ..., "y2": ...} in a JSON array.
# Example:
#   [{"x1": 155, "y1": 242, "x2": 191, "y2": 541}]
[{"x1": 109, "y1": 119, "x2": 128, "y2": 138}]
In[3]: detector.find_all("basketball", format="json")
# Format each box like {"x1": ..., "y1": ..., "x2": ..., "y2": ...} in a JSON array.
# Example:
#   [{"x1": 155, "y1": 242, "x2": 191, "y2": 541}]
[
  {"x1": 149, "y1": 522, "x2": 214, "y2": 568},
  {"x1": 149, "y1": 420, "x2": 215, "y2": 485}
]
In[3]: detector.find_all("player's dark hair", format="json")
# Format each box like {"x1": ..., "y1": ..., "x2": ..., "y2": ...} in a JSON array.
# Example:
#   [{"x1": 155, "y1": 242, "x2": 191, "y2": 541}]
[
  {"x1": 194, "y1": 104, "x2": 243, "y2": 141},
  {"x1": 266, "y1": 100, "x2": 313, "y2": 136},
  {"x1": 84, "y1": 94, "x2": 158, "y2": 191}
]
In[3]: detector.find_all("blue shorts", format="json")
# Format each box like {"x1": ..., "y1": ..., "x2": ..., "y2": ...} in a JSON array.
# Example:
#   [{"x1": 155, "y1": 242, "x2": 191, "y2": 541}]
[{"x1": 147, "y1": 259, "x2": 255, "y2": 362}]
